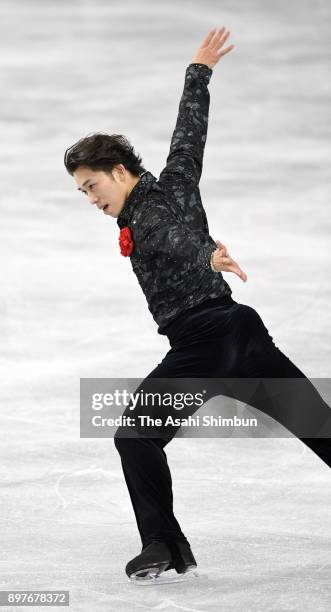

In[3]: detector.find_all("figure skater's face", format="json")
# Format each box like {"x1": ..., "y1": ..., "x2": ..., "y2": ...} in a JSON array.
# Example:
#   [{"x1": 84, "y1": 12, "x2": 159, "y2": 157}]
[{"x1": 73, "y1": 165, "x2": 140, "y2": 218}]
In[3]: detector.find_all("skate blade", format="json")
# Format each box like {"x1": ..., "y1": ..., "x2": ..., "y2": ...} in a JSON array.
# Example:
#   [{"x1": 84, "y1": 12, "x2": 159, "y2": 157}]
[
  {"x1": 129, "y1": 565, "x2": 199, "y2": 586},
  {"x1": 129, "y1": 562, "x2": 170, "y2": 584}
]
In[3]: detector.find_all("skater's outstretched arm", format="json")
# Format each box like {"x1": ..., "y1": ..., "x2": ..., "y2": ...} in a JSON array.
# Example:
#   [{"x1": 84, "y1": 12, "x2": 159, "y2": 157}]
[{"x1": 158, "y1": 27, "x2": 235, "y2": 193}]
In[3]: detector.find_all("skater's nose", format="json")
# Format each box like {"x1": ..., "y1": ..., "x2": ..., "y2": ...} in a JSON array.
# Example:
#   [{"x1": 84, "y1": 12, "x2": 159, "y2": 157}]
[{"x1": 88, "y1": 193, "x2": 99, "y2": 205}]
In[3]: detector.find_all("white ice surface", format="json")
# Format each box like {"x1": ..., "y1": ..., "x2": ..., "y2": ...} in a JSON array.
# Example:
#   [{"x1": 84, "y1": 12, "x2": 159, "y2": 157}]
[{"x1": 1, "y1": 1, "x2": 330, "y2": 610}]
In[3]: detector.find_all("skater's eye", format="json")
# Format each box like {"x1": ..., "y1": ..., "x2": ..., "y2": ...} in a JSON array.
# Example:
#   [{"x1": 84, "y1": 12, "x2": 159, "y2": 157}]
[{"x1": 78, "y1": 181, "x2": 96, "y2": 196}]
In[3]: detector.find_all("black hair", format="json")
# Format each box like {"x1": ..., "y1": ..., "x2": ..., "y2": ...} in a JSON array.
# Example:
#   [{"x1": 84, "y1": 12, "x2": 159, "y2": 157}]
[{"x1": 64, "y1": 132, "x2": 146, "y2": 176}]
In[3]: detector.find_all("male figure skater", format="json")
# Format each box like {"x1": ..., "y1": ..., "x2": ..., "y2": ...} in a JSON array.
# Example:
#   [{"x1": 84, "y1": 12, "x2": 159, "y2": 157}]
[{"x1": 64, "y1": 27, "x2": 330, "y2": 582}]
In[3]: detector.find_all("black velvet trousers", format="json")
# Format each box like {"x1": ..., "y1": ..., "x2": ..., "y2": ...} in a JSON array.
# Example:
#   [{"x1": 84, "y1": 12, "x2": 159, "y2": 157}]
[{"x1": 114, "y1": 296, "x2": 331, "y2": 549}]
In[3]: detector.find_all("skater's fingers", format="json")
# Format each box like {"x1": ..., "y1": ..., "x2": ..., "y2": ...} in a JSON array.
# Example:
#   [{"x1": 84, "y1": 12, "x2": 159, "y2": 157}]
[
  {"x1": 227, "y1": 261, "x2": 248, "y2": 282},
  {"x1": 234, "y1": 265, "x2": 247, "y2": 282},
  {"x1": 213, "y1": 249, "x2": 246, "y2": 279},
  {"x1": 215, "y1": 241, "x2": 229, "y2": 256},
  {"x1": 217, "y1": 44, "x2": 235, "y2": 58},
  {"x1": 200, "y1": 28, "x2": 218, "y2": 48},
  {"x1": 208, "y1": 27, "x2": 226, "y2": 49},
  {"x1": 214, "y1": 250, "x2": 230, "y2": 262},
  {"x1": 214, "y1": 30, "x2": 230, "y2": 50}
]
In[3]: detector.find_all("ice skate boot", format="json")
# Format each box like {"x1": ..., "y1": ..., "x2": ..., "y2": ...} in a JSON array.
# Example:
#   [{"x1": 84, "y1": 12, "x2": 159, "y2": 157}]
[
  {"x1": 125, "y1": 541, "x2": 172, "y2": 583},
  {"x1": 166, "y1": 540, "x2": 198, "y2": 575}
]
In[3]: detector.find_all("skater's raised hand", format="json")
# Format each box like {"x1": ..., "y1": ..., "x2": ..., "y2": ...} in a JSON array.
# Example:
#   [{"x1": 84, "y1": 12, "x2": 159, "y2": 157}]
[
  {"x1": 212, "y1": 240, "x2": 247, "y2": 282},
  {"x1": 191, "y1": 27, "x2": 235, "y2": 69}
]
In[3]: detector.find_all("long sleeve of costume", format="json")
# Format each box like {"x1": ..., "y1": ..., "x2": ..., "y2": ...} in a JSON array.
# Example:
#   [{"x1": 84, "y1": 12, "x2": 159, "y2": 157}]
[{"x1": 158, "y1": 63, "x2": 213, "y2": 192}]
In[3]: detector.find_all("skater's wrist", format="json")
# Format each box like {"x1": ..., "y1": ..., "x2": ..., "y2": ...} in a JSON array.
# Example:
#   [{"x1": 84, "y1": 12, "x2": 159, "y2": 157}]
[{"x1": 186, "y1": 63, "x2": 213, "y2": 85}]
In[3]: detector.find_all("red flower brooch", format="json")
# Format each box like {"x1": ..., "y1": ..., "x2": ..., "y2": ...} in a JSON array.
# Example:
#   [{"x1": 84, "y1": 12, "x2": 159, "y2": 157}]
[{"x1": 119, "y1": 226, "x2": 134, "y2": 257}]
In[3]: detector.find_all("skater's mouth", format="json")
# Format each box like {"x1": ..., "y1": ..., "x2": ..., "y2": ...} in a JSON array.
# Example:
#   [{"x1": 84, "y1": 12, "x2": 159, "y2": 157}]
[{"x1": 102, "y1": 204, "x2": 109, "y2": 212}]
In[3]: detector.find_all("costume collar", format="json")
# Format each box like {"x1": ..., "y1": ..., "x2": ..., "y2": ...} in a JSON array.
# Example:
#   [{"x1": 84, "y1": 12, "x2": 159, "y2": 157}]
[{"x1": 117, "y1": 170, "x2": 156, "y2": 229}]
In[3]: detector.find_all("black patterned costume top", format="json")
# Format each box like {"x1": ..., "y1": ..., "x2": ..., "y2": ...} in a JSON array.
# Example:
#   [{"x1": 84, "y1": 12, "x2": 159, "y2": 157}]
[{"x1": 116, "y1": 63, "x2": 233, "y2": 335}]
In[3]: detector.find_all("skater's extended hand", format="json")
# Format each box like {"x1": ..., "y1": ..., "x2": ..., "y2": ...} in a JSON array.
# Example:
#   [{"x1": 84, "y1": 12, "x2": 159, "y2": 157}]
[
  {"x1": 211, "y1": 240, "x2": 247, "y2": 282},
  {"x1": 191, "y1": 27, "x2": 235, "y2": 69}
]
